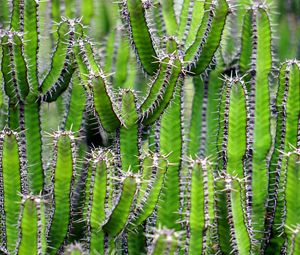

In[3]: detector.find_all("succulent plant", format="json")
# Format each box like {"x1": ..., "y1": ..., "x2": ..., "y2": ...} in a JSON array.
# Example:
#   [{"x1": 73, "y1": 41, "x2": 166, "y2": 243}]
[{"x1": 0, "y1": 0, "x2": 299, "y2": 254}]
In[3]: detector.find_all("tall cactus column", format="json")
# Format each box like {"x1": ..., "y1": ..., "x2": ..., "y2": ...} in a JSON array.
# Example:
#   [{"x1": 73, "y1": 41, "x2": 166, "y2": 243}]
[
  {"x1": 0, "y1": 129, "x2": 27, "y2": 254},
  {"x1": 239, "y1": 5, "x2": 273, "y2": 252}
]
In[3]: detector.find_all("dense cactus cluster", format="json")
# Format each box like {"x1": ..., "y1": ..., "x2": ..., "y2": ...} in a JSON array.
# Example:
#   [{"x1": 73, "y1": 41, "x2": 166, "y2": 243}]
[{"x1": 0, "y1": 0, "x2": 299, "y2": 254}]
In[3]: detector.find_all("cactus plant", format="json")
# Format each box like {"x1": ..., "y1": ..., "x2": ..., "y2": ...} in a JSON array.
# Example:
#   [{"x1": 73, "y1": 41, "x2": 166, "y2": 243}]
[{"x1": 0, "y1": 0, "x2": 299, "y2": 254}]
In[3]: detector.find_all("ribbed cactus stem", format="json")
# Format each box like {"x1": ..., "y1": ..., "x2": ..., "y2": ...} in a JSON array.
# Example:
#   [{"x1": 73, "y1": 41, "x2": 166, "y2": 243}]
[
  {"x1": 284, "y1": 148, "x2": 300, "y2": 254},
  {"x1": 156, "y1": 82, "x2": 184, "y2": 231},
  {"x1": 85, "y1": 149, "x2": 111, "y2": 255},
  {"x1": 15, "y1": 195, "x2": 46, "y2": 255},
  {"x1": 46, "y1": 131, "x2": 77, "y2": 254},
  {"x1": 0, "y1": 129, "x2": 27, "y2": 253},
  {"x1": 185, "y1": 158, "x2": 214, "y2": 255},
  {"x1": 216, "y1": 172, "x2": 251, "y2": 255},
  {"x1": 102, "y1": 171, "x2": 139, "y2": 237},
  {"x1": 90, "y1": 73, "x2": 121, "y2": 132},
  {"x1": 41, "y1": 18, "x2": 83, "y2": 93},
  {"x1": 61, "y1": 72, "x2": 87, "y2": 131},
  {"x1": 128, "y1": 152, "x2": 168, "y2": 228},
  {"x1": 240, "y1": 5, "x2": 272, "y2": 251},
  {"x1": 265, "y1": 60, "x2": 300, "y2": 250},
  {"x1": 142, "y1": 56, "x2": 183, "y2": 126},
  {"x1": 120, "y1": 0, "x2": 159, "y2": 75},
  {"x1": 185, "y1": 0, "x2": 229, "y2": 75},
  {"x1": 119, "y1": 89, "x2": 141, "y2": 173},
  {"x1": 23, "y1": 0, "x2": 40, "y2": 94}
]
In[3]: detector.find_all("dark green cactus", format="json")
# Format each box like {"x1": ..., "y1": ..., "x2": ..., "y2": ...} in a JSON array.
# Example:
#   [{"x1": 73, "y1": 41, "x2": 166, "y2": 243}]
[{"x1": 0, "y1": 0, "x2": 299, "y2": 254}]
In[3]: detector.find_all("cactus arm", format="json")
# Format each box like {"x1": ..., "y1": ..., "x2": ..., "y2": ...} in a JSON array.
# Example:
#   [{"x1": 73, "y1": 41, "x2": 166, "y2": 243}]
[
  {"x1": 73, "y1": 43, "x2": 90, "y2": 87},
  {"x1": 10, "y1": 0, "x2": 22, "y2": 31},
  {"x1": 91, "y1": 75, "x2": 121, "y2": 132},
  {"x1": 285, "y1": 150, "x2": 300, "y2": 255},
  {"x1": 74, "y1": 40, "x2": 121, "y2": 132},
  {"x1": 187, "y1": 76, "x2": 205, "y2": 157},
  {"x1": 216, "y1": 176, "x2": 251, "y2": 254},
  {"x1": 12, "y1": 35, "x2": 29, "y2": 100},
  {"x1": 23, "y1": 100, "x2": 43, "y2": 194},
  {"x1": 178, "y1": 1, "x2": 205, "y2": 47},
  {"x1": 86, "y1": 151, "x2": 109, "y2": 255},
  {"x1": 73, "y1": 39, "x2": 102, "y2": 87},
  {"x1": 215, "y1": 177, "x2": 232, "y2": 254},
  {"x1": 266, "y1": 62, "x2": 300, "y2": 248},
  {"x1": 114, "y1": 36, "x2": 131, "y2": 88},
  {"x1": 185, "y1": 1, "x2": 205, "y2": 48},
  {"x1": 16, "y1": 196, "x2": 46, "y2": 255},
  {"x1": 156, "y1": 84, "x2": 183, "y2": 230},
  {"x1": 46, "y1": 132, "x2": 76, "y2": 255},
  {"x1": 184, "y1": 0, "x2": 228, "y2": 75},
  {"x1": 136, "y1": 156, "x2": 154, "y2": 204},
  {"x1": 82, "y1": 41, "x2": 101, "y2": 74},
  {"x1": 230, "y1": 179, "x2": 251, "y2": 254},
  {"x1": 42, "y1": 58, "x2": 76, "y2": 103},
  {"x1": 239, "y1": 10, "x2": 253, "y2": 75},
  {"x1": 119, "y1": 90, "x2": 140, "y2": 173},
  {"x1": 217, "y1": 78, "x2": 251, "y2": 253},
  {"x1": 142, "y1": 59, "x2": 182, "y2": 126},
  {"x1": 151, "y1": 1, "x2": 166, "y2": 39},
  {"x1": 103, "y1": 31, "x2": 116, "y2": 74},
  {"x1": 41, "y1": 20, "x2": 83, "y2": 93},
  {"x1": 186, "y1": 159, "x2": 211, "y2": 254},
  {"x1": 0, "y1": 0, "x2": 9, "y2": 26},
  {"x1": 102, "y1": 175, "x2": 137, "y2": 237},
  {"x1": 247, "y1": 8, "x2": 272, "y2": 248},
  {"x1": 23, "y1": 0, "x2": 40, "y2": 94},
  {"x1": 1, "y1": 34, "x2": 22, "y2": 130},
  {"x1": 62, "y1": 73, "x2": 87, "y2": 131},
  {"x1": 122, "y1": 0, "x2": 159, "y2": 75},
  {"x1": 268, "y1": 62, "x2": 300, "y2": 251},
  {"x1": 224, "y1": 79, "x2": 247, "y2": 178},
  {"x1": 41, "y1": 21, "x2": 70, "y2": 92},
  {"x1": 1, "y1": 34, "x2": 21, "y2": 104},
  {"x1": 161, "y1": 0, "x2": 178, "y2": 36},
  {"x1": 140, "y1": 57, "x2": 170, "y2": 111},
  {"x1": 130, "y1": 155, "x2": 167, "y2": 227},
  {"x1": 177, "y1": 0, "x2": 193, "y2": 42},
  {"x1": 0, "y1": 130, "x2": 24, "y2": 253},
  {"x1": 265, "y1": 65, "x2": 289, "y2": 255},
  {"x1": 188, "y1": 0, "x2": 228, "y2": 75},
  {"x1": 205, "y1": 69, "x2": 224, "y2": 158}
]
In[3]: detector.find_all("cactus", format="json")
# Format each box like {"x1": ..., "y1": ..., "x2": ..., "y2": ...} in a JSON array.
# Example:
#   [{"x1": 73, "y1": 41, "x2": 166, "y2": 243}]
[{"x1": 0, "y1": 0, "x2": 299, "y2": 254}]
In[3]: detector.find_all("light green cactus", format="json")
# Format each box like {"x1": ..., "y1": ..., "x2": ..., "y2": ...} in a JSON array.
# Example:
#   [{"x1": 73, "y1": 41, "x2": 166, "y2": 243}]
[{"x1": 0, "y1": 0, "x2": 299, "y2": 254}]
